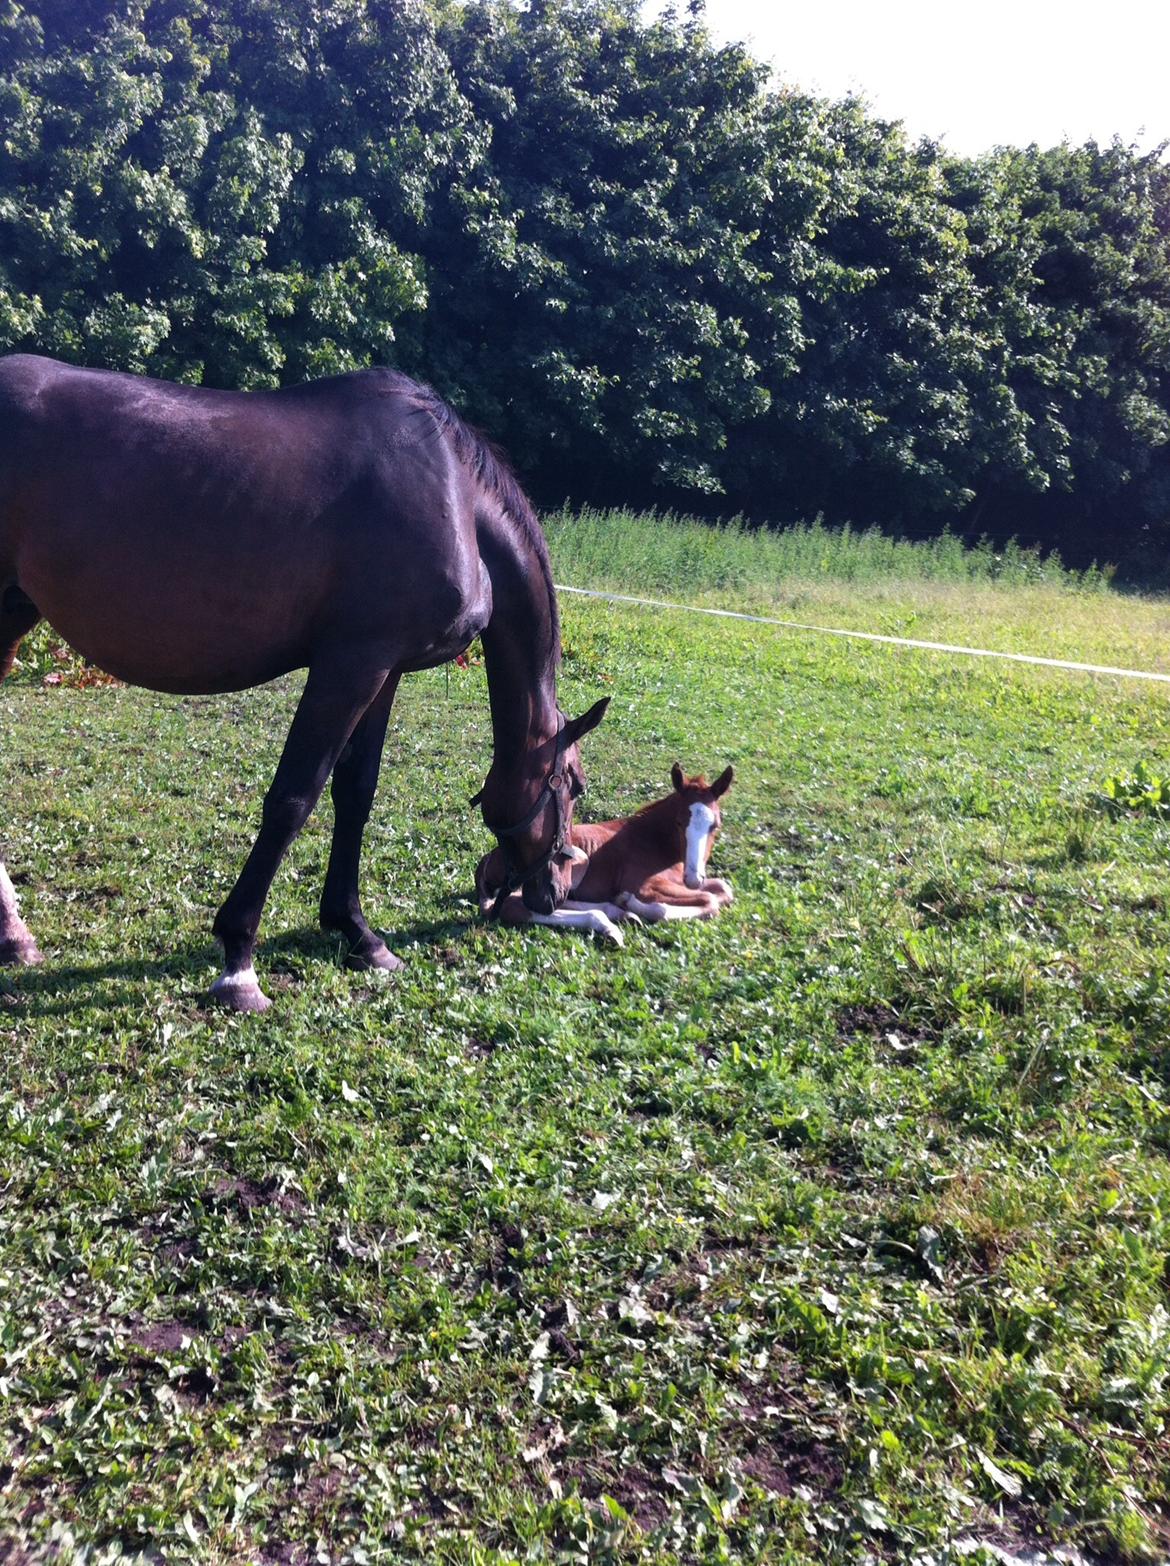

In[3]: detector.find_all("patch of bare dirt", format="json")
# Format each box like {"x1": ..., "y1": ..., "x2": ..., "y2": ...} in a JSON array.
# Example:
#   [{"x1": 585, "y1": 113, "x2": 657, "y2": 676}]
[
  {"x1": 729, "y1": 1363, "x2": 845, "y2": 1502},
  {"x1": 966, "y1": 1499, "x2": 1118, "y2": 1565},
  {"x1": 560, "y1": 1459, "x2": 671, "y2": 1531},
  {"x1": 256, "y1": 1546, "x2": 311, "y2": 1566},
  {"x1": 837, "y1": 1001, "x2": 937, "y2": 1055},
  {"x1": 207, "y1": 1174, "x2": 308, "y2": 1219},
  {"x1": 128, "y1": 1319, "x2": 195, "y2": 1356}
]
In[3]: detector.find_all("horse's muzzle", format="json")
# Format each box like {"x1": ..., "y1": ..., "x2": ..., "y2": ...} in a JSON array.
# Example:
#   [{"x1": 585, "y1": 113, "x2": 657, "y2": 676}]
[{"x1": 521, "y1": 862, "x2": 562, "y2": 915}]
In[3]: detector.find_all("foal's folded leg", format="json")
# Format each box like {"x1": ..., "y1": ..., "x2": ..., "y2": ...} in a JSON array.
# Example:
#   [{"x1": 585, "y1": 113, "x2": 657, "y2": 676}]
[
  {"x1": 625, "y1": 878, "x2": 721, "y2": 920},
  {"x1": 528, "y1": 904, "x2": 625, "y2": 945},
  {"x1": 564, "y1": 898, "x2": 642, "y2": 926},
  {"x1": 616, "y1": 891, "x2": 669, "y2": 922}
]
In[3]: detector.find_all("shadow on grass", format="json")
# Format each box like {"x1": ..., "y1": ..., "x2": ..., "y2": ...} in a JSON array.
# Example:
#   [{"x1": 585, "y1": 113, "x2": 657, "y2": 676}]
[{"x1": 2, "y1": 905, "x2": 482, "y2": 1018}]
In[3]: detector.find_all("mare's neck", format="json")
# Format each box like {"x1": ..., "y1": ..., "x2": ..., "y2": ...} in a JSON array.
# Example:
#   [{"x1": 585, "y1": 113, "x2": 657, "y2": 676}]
[{"x1": 477, "y1": 501, "x2": 560, "y2": 760}]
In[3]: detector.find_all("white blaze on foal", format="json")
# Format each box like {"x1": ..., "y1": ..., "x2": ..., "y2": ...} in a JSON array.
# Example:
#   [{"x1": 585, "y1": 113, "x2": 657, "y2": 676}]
[{"x1": 684, "y1": 801, "x2": 717, "y2": 889}]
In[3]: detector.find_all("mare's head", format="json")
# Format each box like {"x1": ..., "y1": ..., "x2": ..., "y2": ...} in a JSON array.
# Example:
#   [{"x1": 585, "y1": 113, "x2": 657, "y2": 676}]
[
  {"x1": 668, "y1": 762, "x2": 734, "y2": 888},
  {"x1": 478, "y1": 698, "x2": 609, "y2": 915}
]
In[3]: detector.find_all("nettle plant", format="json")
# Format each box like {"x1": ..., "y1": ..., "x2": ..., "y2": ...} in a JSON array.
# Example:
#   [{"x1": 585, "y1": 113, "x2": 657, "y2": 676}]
[{"x1": 1101, "y1": 760, "x2": 1169, "y2": 817}]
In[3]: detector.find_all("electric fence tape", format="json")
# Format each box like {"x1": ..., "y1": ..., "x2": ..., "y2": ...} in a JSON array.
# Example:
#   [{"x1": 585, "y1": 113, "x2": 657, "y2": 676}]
[{"x1": 554, "y1": 584, "x2": 1170, "y2": 687}]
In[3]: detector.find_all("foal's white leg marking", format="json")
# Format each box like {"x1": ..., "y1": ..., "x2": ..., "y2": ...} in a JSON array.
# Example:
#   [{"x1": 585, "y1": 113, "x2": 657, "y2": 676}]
[
  {"x1": 684, "y1": 803, "x2": 716, "y2": 889},
  {"x1": 703, "y1": 877, "x2": 734, "y2": 902},
  {"x1": 0, "y1": 861, "x2": 42, "y2": 963},
  {"x1": 529, "y1": 907, "x2": 624, "y2": 945},
  {"x1": 564, "y1": 898, "x2": 641, "y2": 925},
  {"x1": 618, "y1": 892, "x2": 669, "y2": 923},
  {"x1": 659, "y1": 901, "x2": 714, "y2": 920},
  {"x1": 621, "y1": 890, "x2": 717, "y2": 920}
]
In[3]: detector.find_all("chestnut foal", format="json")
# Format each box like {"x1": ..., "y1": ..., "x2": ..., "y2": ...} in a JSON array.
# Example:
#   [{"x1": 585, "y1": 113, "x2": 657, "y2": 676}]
[{"x1": 476, "y1": 763, "x2": 734, "y2": 945}]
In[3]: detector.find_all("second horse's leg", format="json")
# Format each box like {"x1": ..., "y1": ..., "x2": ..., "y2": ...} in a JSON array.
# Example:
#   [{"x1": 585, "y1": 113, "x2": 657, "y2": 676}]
[
  {"x1": 0, "y1": 589, "x2": 43, "y2": 966},
  {"x1": 319, "y1": 673, "x2": 401, "y2": 970},
  {"x1": 210, "y1": 654, "x2": 390, "y2": 1012}
]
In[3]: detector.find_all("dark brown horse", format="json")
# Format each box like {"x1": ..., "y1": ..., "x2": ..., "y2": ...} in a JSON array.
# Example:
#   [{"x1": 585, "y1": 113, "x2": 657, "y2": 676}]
[{"x1": 0, "y1": 354, "x2": 607, "y2": 1010}]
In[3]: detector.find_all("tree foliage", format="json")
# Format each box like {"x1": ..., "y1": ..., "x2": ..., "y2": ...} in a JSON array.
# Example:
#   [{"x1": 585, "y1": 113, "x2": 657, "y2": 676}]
[{"x1": 1, "y1": 0, "x2": 1168, "y2": 568}]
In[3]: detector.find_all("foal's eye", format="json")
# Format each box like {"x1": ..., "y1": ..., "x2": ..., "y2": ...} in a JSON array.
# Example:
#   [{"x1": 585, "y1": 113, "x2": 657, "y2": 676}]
[{"x1": 570, "y1": 770, "x2": 586, "y2": 799}]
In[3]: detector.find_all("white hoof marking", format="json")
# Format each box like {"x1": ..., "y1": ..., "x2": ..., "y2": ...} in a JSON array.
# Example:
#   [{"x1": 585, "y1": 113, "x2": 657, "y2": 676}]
[{"x1": 210, "y1": 966, "x2": 271, "y2": 1012}]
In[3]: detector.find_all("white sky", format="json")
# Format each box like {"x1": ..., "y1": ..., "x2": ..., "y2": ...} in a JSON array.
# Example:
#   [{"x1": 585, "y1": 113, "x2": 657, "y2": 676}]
[{"x1": 654, "y1": 0, "x2": 1169, "y2": 156}]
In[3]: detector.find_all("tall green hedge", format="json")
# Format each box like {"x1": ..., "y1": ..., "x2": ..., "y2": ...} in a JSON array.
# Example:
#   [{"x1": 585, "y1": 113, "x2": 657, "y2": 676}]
[{"x1": 2, "y1": 0, "x2": 1168, "y2": 569}]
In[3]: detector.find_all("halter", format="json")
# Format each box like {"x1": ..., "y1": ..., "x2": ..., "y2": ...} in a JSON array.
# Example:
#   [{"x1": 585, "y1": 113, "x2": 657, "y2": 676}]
[{"x1": 470, "y1": 714, "x2": 575, "y2": 918}]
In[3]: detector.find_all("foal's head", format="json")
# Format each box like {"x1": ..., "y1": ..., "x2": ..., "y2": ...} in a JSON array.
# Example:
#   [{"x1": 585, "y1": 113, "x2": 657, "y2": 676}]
[{"x1": 668, "y1": 762, "x2": 734, "y2": 888}]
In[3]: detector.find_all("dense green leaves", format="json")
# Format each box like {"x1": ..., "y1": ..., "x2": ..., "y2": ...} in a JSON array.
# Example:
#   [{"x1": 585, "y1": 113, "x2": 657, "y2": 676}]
[{"x1": 1, "y1": 0, "x2": 1168, "y2": 566}]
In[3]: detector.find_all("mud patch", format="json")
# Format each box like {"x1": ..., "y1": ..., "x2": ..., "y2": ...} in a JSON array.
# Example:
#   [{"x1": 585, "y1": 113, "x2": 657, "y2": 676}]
[
  {"x1": 730, "y1": 1366, "x2": 845, "y2": 1501},
  {"x1": 208, "y1": 1173, "x2": 308, "y2": 1219},
  {"x1": 561, "y1": 1459, "x2": 671, "y2": 1531},
  {"x1": 837, "y1": 1001, "x2": 936, "y2": 1056}
]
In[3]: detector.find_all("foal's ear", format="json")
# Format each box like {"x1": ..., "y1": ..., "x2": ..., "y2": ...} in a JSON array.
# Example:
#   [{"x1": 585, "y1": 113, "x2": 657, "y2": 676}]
[
  {"x1": 565, "y1": 696, "x2": 610, "y2": 744},
  {"x1": 671, "y1": 761, "x2": 686, "y2": 792},
  {"x1": 712, "y1": 766, "x2": 734, "y2": 798}
]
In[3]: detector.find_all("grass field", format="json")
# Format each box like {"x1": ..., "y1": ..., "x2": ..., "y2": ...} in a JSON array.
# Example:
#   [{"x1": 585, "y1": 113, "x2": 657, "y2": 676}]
[
  {"x1": 544, "y1": 508, "x2": 1170, "y2": 676},
  {"x1": 2, "y1": 515, "x2": 1170, "y2": 1563}
]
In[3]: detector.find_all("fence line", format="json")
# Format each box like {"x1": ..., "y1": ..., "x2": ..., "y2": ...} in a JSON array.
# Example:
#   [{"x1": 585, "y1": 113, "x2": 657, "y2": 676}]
[{"x1": 554, "y1": 584, "x2": 1170, "y2": 687}]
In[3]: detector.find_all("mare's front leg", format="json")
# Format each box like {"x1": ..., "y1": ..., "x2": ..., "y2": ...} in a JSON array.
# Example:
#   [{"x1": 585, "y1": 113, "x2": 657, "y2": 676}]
[
  {"x1": 319, "y1": 674, "x2": 401, "y2": 970},
  {"x1": 211, "y1": 653, "x2": 390, "y2": 1012},
  {"x1": 0, "y1": 591, "x2": 43, "y2": 966}
]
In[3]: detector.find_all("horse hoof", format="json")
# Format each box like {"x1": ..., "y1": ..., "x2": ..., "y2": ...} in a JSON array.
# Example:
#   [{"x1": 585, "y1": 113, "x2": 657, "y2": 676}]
[
  {"x1": 346, "y1": 942, "x2": 403, "y2": 974},
  {"x1": 209, "y1": 969, "x2": 272, "y2": 1013},
  {"x1": 0, "y1": 936, "x2": 43, "y2": 967}
]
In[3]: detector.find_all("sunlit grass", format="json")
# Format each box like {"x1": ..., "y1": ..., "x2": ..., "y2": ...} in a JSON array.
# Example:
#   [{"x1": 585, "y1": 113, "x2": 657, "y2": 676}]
[{"x1": 2, "y1": 533, "x2": 1170, "y2": 1562}]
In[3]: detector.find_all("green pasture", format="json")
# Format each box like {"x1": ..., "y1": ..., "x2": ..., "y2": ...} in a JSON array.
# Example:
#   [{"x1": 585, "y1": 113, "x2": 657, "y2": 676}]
[{"x1": 2, "y1": 521, "x2": 1169, "y2": 1563}]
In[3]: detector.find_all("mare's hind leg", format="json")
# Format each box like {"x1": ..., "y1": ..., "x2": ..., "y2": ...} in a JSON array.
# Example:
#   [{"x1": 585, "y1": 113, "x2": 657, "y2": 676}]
[
  {"x1": 0, "y1": 588, "x2": 43, "y2": 966},
  {"x1": 319, "y1": 673, "x2": 401, "y2": 970},
  {"x1": 210, "y1": 652, "x2": 391, "y2": 1012},
  {"x1": 0, "y1": 861, "x2": 40, "y2": 966}
]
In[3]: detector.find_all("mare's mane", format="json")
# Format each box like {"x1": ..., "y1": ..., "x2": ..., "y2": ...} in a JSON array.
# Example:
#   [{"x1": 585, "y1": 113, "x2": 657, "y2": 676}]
[{"x1": 381, "y1": 370, "x2": 560, "y2": 656}]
